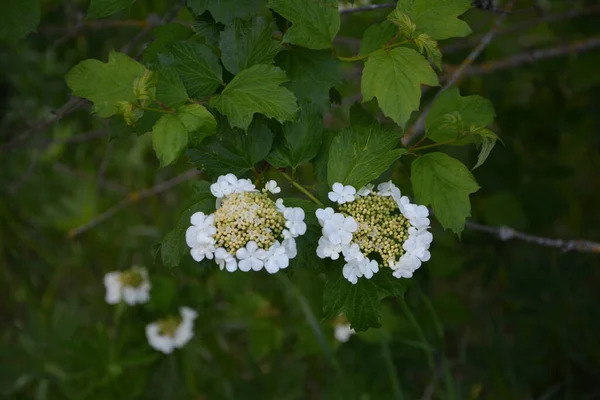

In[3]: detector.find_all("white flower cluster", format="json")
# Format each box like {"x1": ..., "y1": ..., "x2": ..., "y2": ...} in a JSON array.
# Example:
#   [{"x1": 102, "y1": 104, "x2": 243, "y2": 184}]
[
  {"x1": 186, "y1": 174, "x2": 306, "y2": 274},
  {"x1": 103, "y1": 266, "x2": 151, "y2": 305},
  {"x1": 317, "y1": 181, "x2": 433, "y2": 284},
  {"x1": 146, "y1": 307, "x2": 197, "y2": 354}
]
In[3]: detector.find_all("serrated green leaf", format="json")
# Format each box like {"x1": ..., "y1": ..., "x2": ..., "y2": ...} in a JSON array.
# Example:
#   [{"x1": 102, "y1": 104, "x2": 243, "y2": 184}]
[
  {"x1": 161, "y1": 181, "x2": 214, "y2": 268},
  {"x1": 192, "y1": 18, "x2": 222, "y2": 47},
  {"x1": 266, "y1": 102, "x2": 323, "y2": 169},
  {"x1": 143, "y1": 23, "x2": 194, "y2": 62},
  {"x1": 154, "y1": 66, "x2": 189, "y2": 108},
  {"x1": 327, "y1": 123, "x2": 407, "y2": 188},
  {"x1": 394, "y1": 0, "x2": 471, "y2": 40},
  {"x1": 0, "y1": 0, "x2": 40, "y2": 42},
  {"x1": 220, "y1": 16, "x2": 281, "y2": 75},
  {"x1": 276, "y1": 48, "x2": 342, "y2": 110},
  {"x1": 269, "y1": 0, "x2": 340, "y2": 50},
  {"x1": 160, "y1": 41, "x2": 222, "y2": 98},
  {"x1": 187, "y1": 116, "x2": 273, "y2": 178},
  {"x1": 359, "y1": 22, "x2": 397, "y2": 55},
  {"x1": 152, "y1": 104, "x2": 217, "y2": 167},
  {"x1": 187, "y1": 0, "x2": 265, "y2": 24},
  {"x1": 66, "y1": 51, "x2": 149, "y2": 118},
  {"x1": 209, "y1": 64, "x2": 298, "y2": 130},
  {"x1": 362, "y1": 47, "x2": 439, "y2": 129},
  {"x1": 411, "y1": 152, "x2": 479, "y2": 233},
  {"x1": 323, "y1": 267, "x2": 406, "y2": 332},
  {"x1": 87, "y1": 0, "x2": 135, "y2": 19},
  {"x1": 414, "y1": 33, "x2": 442, "y2": 69},
  {"x1": 426, "y1": 87, "x2": 495, "y2": 143}
]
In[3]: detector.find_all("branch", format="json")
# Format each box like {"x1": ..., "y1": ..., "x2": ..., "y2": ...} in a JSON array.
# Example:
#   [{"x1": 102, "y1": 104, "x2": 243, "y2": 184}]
[
  {"x1": 68, "y1": 169, "x2": 200, "y2": 238},
  {"x1": 454, "y1": 35, "x2": 600, "y2": 77},
  {"x1": 465, "y1": 221, "x2": 600, "y2": 253},
  {"x1": 402, "y1": 0, "x2": 515, "y2": 146},
  {"x1": 2, "y1": 1, "x2": 184, "y2": 151},
  {"x1": 339, "y1": 2, "x2": 396, "y2": 15},
  {"x1": 442, "y1": 5, "x2": 600, "y2": 54}
]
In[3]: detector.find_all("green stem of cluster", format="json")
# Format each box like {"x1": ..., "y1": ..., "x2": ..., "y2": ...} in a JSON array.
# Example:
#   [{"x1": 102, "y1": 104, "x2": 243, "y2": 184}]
[
  {"x1": 276, "y1": 169, "x2": 324, "y2": 207},
  {"x1": 337, "y1": 41, "x2": 409, "y2": 62},
  {"x1": 410, "y1": 135, "x2": 470, "y2": 152},
  {"x1": 140, "y1": 105, "x2": 172, "y2": 114}
]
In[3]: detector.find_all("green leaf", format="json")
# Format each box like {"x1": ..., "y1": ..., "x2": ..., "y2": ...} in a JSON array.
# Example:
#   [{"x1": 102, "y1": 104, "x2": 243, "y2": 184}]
[
  {"x1": 471, "y1": 126, "x2": 500, "y2": 169},
  {"x1": 154, "y1": 66, "x2": 190, "y2": 108},
  {"x1": 323, "y1": 267, "x2": 406, "y2": 332},
  {"x1": 65, "y1": 51, "x2": 149, "y2": 118},
  {"x1": 359, "y1": 22, "x2": 397, "y2": 55},
  {"x1": 192, "y1": 18, "x2": 222, "y2": 47},
  {"x1": 269, "y1": 0, "x2": 340, "y2": 50},
  {"x1": 276, "y1": 48, "x2": 342, "y2": 110},
  {"x1": 161, "y1": 181, "x2": 214, "y2": 268},
  {"x1": 393, "y1": 0, "x2": 471, "y2": 40},
  {"x1": 143, "y1": 23, "x2": 194, "y2": 62},
  {"x1": 411, "y1": 152, "x2": 480, "y2": 233},
  {"x1": 414, "y1": 33, "x2": 442, "y2": 69},
  {"x1": 87, "y1": 0, "x2": 135, "y2": 19},
  {"x1": 209, "y1": 64, "x2": 298, "y2": 130},
  {"x1": 187, "y1": 0, "x2": 265, "y2": 24},
  {"x1": 266, "y1": 102, "x2": 323, "y2": 169},
  {"x1": 187, "y1": 116, "x2": 273, "y2": 178},
  {"x1": 426, "y1": 87, "x2": 495, "y2": 143},
  {"x1": 160, "y1": 41, "x2": 222, "y2": 98},
  {"x1": 362, "y1": 47, "x2": 439, "y2": 129},
  {"x1": 220, "y1": 16, "x2": 281, "y2": 75},
  {"x1": 0, "y1": 0, "x2": 40, "y2": 42},
  {"x1": 328, "y1": 123, "x2": 407, "y2": 189},
  {"x1": 152, "y1": 104, "x2": 217, "y2": 167}
]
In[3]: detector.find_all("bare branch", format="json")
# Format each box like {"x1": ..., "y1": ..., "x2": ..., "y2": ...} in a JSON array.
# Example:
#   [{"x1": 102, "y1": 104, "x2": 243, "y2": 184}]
[
  {"x1": 339, "y1": 2, "x2": 396, "y2": 15},
  {"x1": 465, "y1": 221, "x2": 600, "y2": 253},
  {"x1": 68, "y1": 169, "x2": 201, "y2": 238},
  {"x1": 455, "y1": 35, "x2": 600, "y2": 77},
  {"x1": 402, "y1": 0, "x2": 515, "y2": 146},
  {"x1": 442, "y1": 5, "x2": 600, "y2": 54}
]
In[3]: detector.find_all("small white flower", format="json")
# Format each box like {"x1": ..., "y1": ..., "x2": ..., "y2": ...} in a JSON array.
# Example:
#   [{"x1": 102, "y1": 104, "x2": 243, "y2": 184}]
[
  {"x1": 316, "y1": 207, "x2": 335, "y2": 226},
  {"x1": 235, "y1": 178, "x2": 256, "y2": 193},
  {"x1": 328, "y1": 182, "x2": 356, "y2": 204},
  {"x1": 264, "y1": 243, "x2": 290, "y2": 274},
  {"x1": 322, "y1": 214, "x2": 358, "y2": 245},
  {"x1": 186, "y1": 212, "x2": 217, "y2": 262},
  {"x1": 316, "y1": 236, "x2": 342, "y2": 260},
  {"x1": 275, "y1": 198, "x2": 286, "y2": 212},
  {"x1": 282, "y1": 237, "x2": 297, "y2": 258},
  {"x1": 342, "y1": 243, "x2": 364, "y2": 263},
  {"x1": 146, "y1": 307, "x2": 197, "y2": 354},
  {"x1": 334, "y1": 323, "x2": 356, "y2": 343},
  {"x1": 357, "y1": 183, "x2": 374, "y2": 197},
  {"x1": 377, "y1": 181, "x2": 401, "y2": 198},
  {"x1": 236, "y1": 241, "x2": 267, "y2": 272},
  {"x1": 210, "y1": 173, "x2": 238, "y2": 198},
  {"x1": 342, "y1": 261, "x2": 361, "y2": 284},
  {"x1": 215, "y1": 247, "x2": 238, "y2": 272},
  {"x1": 343, "y1": 258, "x2": 379, "y2": 284},
  {"x1": 103, "y1": 267, "x2": 151, "y2": 306},
  {"x1": 284, "y1": 207, "x2": 307, "y2": 238},
  {"x1": 264, "y1": 180, "x2": 281, "y2": 194},
  {"x1": 402, "y1": 203, "x2": 430, "y2": 228}
]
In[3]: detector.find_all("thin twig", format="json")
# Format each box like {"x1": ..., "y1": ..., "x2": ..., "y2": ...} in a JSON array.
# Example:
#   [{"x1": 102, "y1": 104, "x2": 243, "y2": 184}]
[
  {"x1": 442, "y1": 5, "x2": 600, "y2": 54},
  {"x1": 52, "y1": 162, "x2": 128, "y2": 194},
  {"x1": 339, "y1": 2, "x2": 396, "y2": 15},
  {"x1": 68, "y1": 169, "x2": 200, "y2": 238},
  {"x1": 455, "y1": 35, "x2": 600, "y2": 77},
  {"x1": 402, "y1": 0, "x2": 515, "y2": 146},
  {"x1": 465, "y1": 221, "x2": 600, "y2": 253}
]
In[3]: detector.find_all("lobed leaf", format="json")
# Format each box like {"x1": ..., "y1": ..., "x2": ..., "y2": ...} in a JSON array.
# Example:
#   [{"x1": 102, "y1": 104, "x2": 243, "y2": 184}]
[
  {"x1": 411, "y1": 152, "x2": 480, "y2": 233},
  {"x1": 394, "y1": 0, "x2": 472, "y2": 40}
]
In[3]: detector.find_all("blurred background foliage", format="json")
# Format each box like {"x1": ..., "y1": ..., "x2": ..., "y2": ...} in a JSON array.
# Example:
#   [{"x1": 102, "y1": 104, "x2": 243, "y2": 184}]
[{"x1": 2, "y1": 0, "x2": 600, "y2": 399}]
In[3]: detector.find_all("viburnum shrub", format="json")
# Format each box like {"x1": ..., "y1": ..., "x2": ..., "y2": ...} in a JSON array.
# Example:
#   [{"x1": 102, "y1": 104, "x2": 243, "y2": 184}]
[{"x1": 64, "y1": 0, "x2": 496, "y2": 332}]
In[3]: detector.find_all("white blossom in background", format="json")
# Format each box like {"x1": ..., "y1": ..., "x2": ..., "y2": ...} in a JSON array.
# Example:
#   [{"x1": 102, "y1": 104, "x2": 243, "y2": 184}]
[
  {"x1": 146, "y1": 307, "x2": 197, "y2": 354},
  {"x1": 316, "y1": 181, "x2": 433, "y2": 284},
  {"x1": 338, "y1": 0, "x2": 371, "y2": 11},
  {"x1": 103, "y1": 266, "x2": 151, "y2": 305},
  {"x1": 334, "y1": 323, "x2": 356, "y2": 343},
  {"x1": 186, "y1": 175, "x2": 307, "y2": 274}
]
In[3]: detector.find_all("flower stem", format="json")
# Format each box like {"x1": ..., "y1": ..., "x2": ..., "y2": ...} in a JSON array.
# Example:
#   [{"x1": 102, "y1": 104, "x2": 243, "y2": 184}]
[
  {"x1": 398, "y1": 297, "x2": 435, "y2": 370},
  {"x1": 410, "y1": 136, "x2": 468, "y2": 152},
  {"x1": 276, "y1": 169, "x2": 324, "y2": 207},
  {"x1": 140, "y1": 106, "x2": 172, "y2": 114}
]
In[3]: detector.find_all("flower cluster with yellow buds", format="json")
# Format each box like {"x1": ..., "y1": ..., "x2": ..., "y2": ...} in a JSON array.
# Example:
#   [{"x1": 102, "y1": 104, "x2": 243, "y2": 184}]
[
  {"x1": 186, "y1": 174, "x2": 307, "y2": 274},
  {"x1": 316, "y1": 181, "x2": 433, "y2": 284}
]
